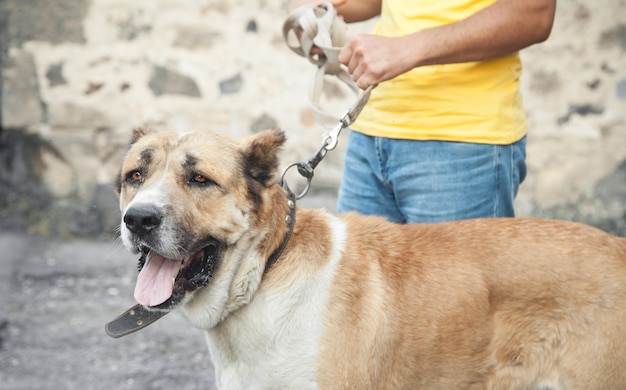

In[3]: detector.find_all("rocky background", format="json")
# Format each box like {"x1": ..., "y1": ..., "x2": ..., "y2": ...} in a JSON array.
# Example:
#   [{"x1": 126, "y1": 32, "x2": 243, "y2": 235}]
[{"x1": 0, "y1": 0, "x2": 625, "y2": 237}]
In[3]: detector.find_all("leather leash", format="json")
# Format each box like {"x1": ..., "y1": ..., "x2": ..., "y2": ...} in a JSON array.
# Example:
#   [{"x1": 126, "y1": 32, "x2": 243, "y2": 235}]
[
  {"x1": 283, "y1": 1, "x2": 362, "y2": 128},
  {"x1": 282, "y1": 1, "x2": 374, "y2": 199}
]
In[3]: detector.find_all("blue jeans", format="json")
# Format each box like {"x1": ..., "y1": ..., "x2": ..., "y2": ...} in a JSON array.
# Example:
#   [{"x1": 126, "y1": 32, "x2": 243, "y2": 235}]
[{"x1": 337, "y1": 132, "x2": 527, "y2": 223}]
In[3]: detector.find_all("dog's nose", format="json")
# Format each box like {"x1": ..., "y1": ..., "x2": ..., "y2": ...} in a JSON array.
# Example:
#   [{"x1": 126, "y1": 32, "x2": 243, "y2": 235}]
[{"x1": 124, "y1": 206, "x2": 162, "y2": 236}]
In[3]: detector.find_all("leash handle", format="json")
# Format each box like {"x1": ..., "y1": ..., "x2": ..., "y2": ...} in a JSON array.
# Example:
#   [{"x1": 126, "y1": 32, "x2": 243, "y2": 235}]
[
  {"x1": 283, "y1": 2, "x2": 346, "y2": 64},
  {"x1": 282, "y1": 3, "x2": 374, "y2": 200},
  {"x1": 284, "y1": 2, "x2": 364, "y2": 128}
]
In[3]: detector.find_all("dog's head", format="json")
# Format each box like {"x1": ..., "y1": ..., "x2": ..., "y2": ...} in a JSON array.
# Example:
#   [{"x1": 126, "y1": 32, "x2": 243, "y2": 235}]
[{"x1": 116, "y1": 128, "x2": 289, "y2": 328}]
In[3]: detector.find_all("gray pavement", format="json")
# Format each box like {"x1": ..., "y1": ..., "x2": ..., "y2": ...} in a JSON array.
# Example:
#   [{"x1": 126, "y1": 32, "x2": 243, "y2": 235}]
[{"x1": 0, "y1": 232, "x2": 217, "y2": 390}]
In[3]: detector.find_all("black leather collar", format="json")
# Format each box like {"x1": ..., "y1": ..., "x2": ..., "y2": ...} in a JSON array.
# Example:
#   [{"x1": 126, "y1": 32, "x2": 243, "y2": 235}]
[{"x1": 264, "y1": 186, "x2": 296, "y2": 273}]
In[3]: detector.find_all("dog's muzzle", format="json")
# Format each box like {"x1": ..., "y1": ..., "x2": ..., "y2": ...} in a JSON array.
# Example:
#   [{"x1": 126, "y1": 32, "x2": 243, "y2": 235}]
[
  {"x1": 105, "y1": 205, "x2": 222, "y2": 337},
  {"x1": 121, "y1": 205, "x2": 221, "y2": 309}
]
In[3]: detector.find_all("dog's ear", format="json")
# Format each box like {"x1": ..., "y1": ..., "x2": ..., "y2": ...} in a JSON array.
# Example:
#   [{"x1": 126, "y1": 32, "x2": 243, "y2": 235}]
[
  {"x1": 131, "y1": 127, "x2": 153, "y2": 144},
  {"x1": 242, "y1": 129, "x2": 286, "y2": 187}
]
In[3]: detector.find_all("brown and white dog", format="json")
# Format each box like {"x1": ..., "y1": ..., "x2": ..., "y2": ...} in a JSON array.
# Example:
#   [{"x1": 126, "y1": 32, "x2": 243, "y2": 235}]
[{"x1": 116, "y1": 128, "x2": 626, "y2": 389}]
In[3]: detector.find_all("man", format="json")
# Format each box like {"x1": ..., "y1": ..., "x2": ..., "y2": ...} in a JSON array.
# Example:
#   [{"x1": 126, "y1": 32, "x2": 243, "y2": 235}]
[{"x1": 289, "y1": 0, "x2": 556, "y2": 223}]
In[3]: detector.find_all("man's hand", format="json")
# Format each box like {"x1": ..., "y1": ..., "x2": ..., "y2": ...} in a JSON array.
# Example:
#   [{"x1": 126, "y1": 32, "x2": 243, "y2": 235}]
[{"x1": 339, "y1": 35, "x2": 413, "y2": 89}]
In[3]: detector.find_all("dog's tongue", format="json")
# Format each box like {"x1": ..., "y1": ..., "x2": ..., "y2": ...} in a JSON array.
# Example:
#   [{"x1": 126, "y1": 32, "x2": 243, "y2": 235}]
[{"x1": 134, "y1": 252, "x2": 181, "y2": 307}]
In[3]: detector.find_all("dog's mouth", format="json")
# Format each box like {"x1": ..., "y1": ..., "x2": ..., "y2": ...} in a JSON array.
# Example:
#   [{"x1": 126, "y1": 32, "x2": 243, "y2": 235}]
[{"x1": 133, "y1": 242, "x2": 220, "y2": 310}]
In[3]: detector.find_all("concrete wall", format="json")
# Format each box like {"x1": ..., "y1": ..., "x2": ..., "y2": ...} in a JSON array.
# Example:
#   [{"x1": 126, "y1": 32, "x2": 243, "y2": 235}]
[{"x1": 1, "y1": 0, "x2": 625, "y2": 236}]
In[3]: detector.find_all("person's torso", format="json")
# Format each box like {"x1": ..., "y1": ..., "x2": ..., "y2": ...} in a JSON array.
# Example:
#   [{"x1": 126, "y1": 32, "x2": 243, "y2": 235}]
[{"x1": 354, "y1": 0, "x2": 527, "y2": 144}]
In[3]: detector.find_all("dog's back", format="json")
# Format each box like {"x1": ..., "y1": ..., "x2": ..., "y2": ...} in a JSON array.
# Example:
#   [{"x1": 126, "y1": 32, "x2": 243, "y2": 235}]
[{"x1": 317, "y1": 214, "x2": 626, "y2": 389}]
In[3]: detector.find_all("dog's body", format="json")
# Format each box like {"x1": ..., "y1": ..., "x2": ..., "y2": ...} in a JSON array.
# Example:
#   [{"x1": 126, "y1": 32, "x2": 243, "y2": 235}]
[{"x1": 117, "y1": 129, "x2": 626, "y2": 389}]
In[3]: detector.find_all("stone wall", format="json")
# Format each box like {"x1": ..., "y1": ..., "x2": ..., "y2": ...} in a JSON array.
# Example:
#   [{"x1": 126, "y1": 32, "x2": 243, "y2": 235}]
[{"x1": 1, "y1": 0, "x2": 625, "y2": 236}]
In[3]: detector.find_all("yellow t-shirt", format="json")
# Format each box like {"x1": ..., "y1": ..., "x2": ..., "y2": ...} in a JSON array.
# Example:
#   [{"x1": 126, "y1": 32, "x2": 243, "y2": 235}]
[{"x1": 353, "y1": 0, "x2": 527, "y2": 144}]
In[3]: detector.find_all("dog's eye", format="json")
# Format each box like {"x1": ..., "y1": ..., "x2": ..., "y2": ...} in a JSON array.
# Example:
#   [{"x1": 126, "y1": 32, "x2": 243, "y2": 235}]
[
  {"x1": 126, "y1": 170, "x2": 143, "y2": 184},
  {"x1": 189, "y1": 174, "x2": 212, "y2": 187},
  {"x1": 193, "y1": 174, "x2": 207, "y2": 183}
]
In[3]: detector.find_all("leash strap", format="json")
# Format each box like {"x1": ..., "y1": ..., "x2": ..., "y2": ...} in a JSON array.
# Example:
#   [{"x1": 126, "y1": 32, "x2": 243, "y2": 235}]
[
  {"x1": 283, "y1": 2, "x2": 361, "y2": 128},
  {"x1": 105, "y1": 304, "x2": 168, "y2": 338}
]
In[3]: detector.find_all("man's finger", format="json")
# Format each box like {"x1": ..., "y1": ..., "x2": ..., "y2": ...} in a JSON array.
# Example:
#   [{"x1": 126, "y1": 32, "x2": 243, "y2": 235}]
[{"x1": 338, "y1": 44, "x2": 352, "y2": 66}]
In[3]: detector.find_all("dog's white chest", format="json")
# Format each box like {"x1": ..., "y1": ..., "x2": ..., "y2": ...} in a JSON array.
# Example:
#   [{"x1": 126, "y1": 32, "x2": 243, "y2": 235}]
[
  {"x1": 206, "y1": 286, "x2": 329, "y2": 389},
  {"x1": 206, "y1": 219, "x2": 346, "y2": 389}
]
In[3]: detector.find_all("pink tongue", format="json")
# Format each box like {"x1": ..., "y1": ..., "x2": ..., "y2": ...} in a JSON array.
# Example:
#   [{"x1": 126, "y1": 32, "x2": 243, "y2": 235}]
[{"x1": 134, "y1": 252, "x2": 181, "y2": 307}]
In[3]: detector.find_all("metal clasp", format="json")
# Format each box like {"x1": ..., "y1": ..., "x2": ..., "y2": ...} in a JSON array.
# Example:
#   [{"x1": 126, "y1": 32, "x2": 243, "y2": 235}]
[{"x1": 280, "y1": 85, "x2": 374, "y2": 200}]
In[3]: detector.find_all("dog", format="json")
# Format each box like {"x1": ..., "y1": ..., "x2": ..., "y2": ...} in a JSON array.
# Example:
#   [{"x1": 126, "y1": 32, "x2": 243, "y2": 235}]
[{"x1": 116, "y1": 128, "x2": 626, "y2": 389}]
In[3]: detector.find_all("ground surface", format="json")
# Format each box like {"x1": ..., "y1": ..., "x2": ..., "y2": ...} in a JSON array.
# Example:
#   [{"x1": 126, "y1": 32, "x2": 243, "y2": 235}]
[{"x1": 0, "y1": 232, "x2": 217, "y2": 390}]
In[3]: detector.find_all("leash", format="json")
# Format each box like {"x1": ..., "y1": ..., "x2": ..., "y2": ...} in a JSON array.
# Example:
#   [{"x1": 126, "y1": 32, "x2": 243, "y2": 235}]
[
  {"x1": 106, "y1": 3, "x2": 370, "y2": 339},
  {"x1": 283, "y1": 1, "x2": 363, "y2": 128},
  {"x1": 283, "y1": 2, "x2": 373, "y2": 199}
]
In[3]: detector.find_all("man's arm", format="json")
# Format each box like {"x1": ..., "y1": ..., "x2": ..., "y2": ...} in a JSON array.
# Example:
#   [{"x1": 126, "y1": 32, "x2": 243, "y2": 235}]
[
  {"x1": 340, "y1": 0, "x2": 557, "y2": 89},
  {"x1": 334, "y1": 0, "x2": 381, "y2": 22},
  {"x1": 289, "y1": 0, "x2": 381, "y2": 22}
]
